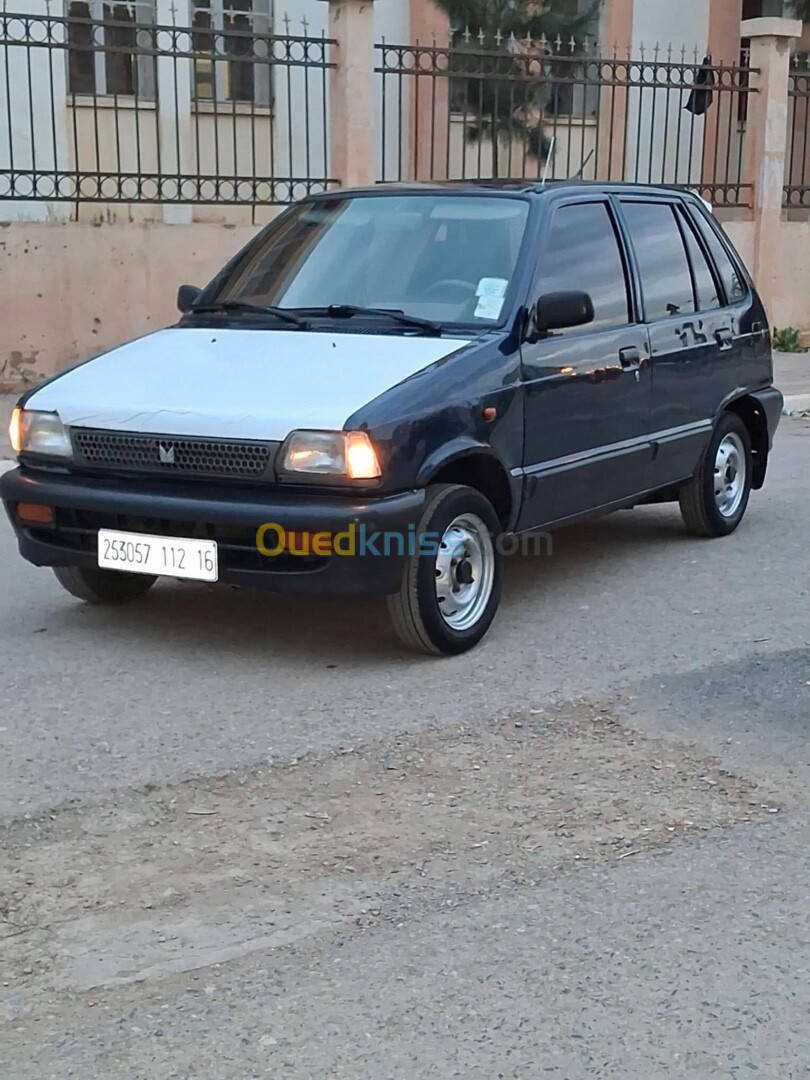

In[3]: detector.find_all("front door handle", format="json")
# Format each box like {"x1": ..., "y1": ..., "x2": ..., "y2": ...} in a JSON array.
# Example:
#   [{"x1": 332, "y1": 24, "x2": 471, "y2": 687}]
[
  {"x1": 619, "y1": 346, "x2": 641, "y2": 371},
  {"x1": 715, "y1": 327, "x2": 734, "y2": 351}
]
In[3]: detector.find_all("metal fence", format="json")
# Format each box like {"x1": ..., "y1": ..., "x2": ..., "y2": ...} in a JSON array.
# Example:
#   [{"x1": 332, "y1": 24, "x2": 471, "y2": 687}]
[
  {"x1": 785, "y1": 54, "x2": 810, "y2": 210},
  {"x1": 0, "y1": 9, "x2": 335, "y2": 207},
  {"x1": 376, "y1": 36, "x2": 757, "y2": 208}
]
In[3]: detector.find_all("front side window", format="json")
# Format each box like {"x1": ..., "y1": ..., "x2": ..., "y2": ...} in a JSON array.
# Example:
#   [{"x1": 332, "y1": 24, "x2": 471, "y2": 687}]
[
  {"x1": 207, "y1": 194, "x2": 531, "y2": 328},
  {"x1": 621, "y1": 201, "x2": 696, "y2": 322},
  {"x1": 534, "y1": 201, "x2": 630, "y2": 331}
]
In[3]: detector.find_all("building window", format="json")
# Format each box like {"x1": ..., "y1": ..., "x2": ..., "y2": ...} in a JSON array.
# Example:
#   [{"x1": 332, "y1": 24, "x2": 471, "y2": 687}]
[
  {"x1": 67, "y1": 0, "x2": 271, "y2": 104},
  {"x1": 67, "y1": 0, "x2": 156, "y2": 97},
  {"x1": 191, "y1": 0, "x2": 272, "y2": 106}
]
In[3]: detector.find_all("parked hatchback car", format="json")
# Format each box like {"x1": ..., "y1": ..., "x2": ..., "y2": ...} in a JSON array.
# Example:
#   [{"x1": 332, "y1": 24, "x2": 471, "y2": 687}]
[{"x1": 2, "y1": 182, "x2": 782, "y2": 655}]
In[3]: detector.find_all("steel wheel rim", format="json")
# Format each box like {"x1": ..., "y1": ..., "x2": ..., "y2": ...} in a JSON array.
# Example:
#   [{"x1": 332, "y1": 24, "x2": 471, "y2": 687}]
[
  {"x1": 714, "y1": 432, "x2": 746, "y2": 518},
  {"x1": 434, "y1": 513, "x2": 495, "y2": 631}
]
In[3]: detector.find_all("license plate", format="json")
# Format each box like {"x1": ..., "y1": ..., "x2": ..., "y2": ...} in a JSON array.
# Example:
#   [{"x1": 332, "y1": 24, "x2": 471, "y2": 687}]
[{"x1": 98, "y1": 529, "x2": 218, "y2": 582}]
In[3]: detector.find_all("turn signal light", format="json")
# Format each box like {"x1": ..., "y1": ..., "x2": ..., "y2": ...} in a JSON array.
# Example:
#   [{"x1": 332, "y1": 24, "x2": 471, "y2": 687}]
[
  {"x1": 9, "y1": 406, "x2": 22, "y2": 453},
  {"x1": 16, "y1": 502, "x2": 55, "y2": 526},
  {"x1": 345, "y1": 431, "x2": 381, "y2": 480}
]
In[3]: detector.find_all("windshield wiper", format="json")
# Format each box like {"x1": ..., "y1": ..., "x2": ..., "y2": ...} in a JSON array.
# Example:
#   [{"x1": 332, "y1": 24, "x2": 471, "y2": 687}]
[
  {"x1": 189, "y1": 300, "x2": 309, "y2": 328},
  {"x1": 301, "y1": 304, "x2": 441, "y2": 335}
]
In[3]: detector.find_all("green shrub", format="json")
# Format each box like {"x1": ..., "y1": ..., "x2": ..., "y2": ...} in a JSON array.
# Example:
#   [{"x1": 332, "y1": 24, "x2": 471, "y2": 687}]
[{"x1": 772, "y1": 327, "x2": 807, "y2": 353}]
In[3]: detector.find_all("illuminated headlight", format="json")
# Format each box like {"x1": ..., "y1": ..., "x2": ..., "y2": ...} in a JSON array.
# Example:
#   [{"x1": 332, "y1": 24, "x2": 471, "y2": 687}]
[
  {"x1": 10, "y1": 407, "x2": 72, "y2": 458},
  {"x1": 278, "y1": 430, "x2": 381, "y2": 481}
]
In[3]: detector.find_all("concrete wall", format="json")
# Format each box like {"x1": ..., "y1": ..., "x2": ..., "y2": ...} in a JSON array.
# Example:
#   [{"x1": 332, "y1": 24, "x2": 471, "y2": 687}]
[{"x1": 0, "y1": 221, "x2": 258, "y2": 390}]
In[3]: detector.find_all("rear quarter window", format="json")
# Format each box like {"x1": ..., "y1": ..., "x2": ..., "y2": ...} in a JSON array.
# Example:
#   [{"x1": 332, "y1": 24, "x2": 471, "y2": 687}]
[{"x1": 689, "y1": 209, "x2": 746, "y2": 305}]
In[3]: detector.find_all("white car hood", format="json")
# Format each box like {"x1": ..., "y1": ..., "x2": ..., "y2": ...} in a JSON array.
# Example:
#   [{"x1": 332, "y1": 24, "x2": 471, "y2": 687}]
[{"x1": 27, "y1": 328, "x2": 472, "y2": 440}]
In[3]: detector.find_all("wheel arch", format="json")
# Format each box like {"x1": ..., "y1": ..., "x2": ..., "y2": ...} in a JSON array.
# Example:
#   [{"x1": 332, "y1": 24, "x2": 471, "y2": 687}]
[
  {"x1": 417, "y1": 440, "x2": 517, "y2": 530},
  {"x1": 721, "y1": 394, "x2": 770, "y2": 489}
]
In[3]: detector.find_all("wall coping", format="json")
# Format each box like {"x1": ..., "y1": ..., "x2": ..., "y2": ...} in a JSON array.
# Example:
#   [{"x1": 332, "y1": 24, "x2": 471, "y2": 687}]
[{"x1": 740, "y1": 17, "x2": 803, "y2": 40}]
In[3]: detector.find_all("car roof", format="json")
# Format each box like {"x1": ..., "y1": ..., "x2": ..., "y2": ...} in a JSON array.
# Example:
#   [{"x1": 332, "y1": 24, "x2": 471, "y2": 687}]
[{"x1": 309, "y1": 180, "x2": 708, "y2": 203}]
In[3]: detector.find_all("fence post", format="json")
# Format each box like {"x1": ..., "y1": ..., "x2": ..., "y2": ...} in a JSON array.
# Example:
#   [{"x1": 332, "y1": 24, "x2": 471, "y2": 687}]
[
  {"x1": 741, "y1": 16, "x2": 802, "y2": 322},
  {"x1": 320, "y1": 0, "x2": 376, "y2": 187}
]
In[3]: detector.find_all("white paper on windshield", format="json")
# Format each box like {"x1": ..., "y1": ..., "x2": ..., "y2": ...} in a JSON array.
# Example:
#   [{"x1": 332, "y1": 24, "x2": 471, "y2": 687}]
[
  {"x1": 474, "y1": 294, "x2": 505, "y2": 319},
  {"x1": 476, "y1": 277, "x2": 508, "y2": 298}
]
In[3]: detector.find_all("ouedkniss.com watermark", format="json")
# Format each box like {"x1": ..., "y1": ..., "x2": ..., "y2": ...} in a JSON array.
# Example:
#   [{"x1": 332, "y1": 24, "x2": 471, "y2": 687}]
[{"x1": 255, "y1": 523, "x2": 553, "y2": 558}]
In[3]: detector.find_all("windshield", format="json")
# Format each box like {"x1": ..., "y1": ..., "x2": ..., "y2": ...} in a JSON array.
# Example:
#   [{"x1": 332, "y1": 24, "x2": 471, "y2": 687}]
[{"x1": 204, "y1": 193, "x2": 530, "y2": 329}]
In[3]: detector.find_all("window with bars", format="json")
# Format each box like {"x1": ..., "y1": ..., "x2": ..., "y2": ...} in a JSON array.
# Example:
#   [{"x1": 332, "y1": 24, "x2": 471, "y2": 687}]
[
  {"x1": 66, "y1": 0, "x2": 272, "y2": 104},
  {"x1": 67, "y1": 0, "x2": 156, "y2": 97},
  {"x1": 191, "y1": 0, "x2": 272, "y2": 106}
]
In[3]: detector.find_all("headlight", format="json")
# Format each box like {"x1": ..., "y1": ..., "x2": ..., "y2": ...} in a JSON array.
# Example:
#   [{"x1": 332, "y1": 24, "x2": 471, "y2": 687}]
[
  {"x1": 279, "y1": 430, "x2": 381, "y2": 481},
  {"x1": 10, "y1": 408, "x2": 72, "y2": 458}
]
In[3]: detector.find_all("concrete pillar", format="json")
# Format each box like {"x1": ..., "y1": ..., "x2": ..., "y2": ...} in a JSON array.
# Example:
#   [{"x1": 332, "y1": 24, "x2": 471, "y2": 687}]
[
  {"x1": 155, "y1": 0, "x2": 193, "y2": 224},
  {"x1": 320, "y1": 0, "x2": 376, "y2": 188},
  {"x1": 0, "y1": 0, "x2": 71, "y2": 221},
  {"x1": 741, "y1": 17, "x2": 802, "y2": 321},
  {"x1": 408, "y1": 0, "x2": 450, "y2": 181},
  {"x1": 598, "y1": 0, "x2": 634, "y2": 181}
]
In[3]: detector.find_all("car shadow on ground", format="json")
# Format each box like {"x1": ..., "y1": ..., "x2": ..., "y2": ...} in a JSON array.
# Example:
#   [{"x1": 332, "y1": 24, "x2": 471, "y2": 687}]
[{"x1": 39, "y1": 505, "x2": 694, "y2": 663}]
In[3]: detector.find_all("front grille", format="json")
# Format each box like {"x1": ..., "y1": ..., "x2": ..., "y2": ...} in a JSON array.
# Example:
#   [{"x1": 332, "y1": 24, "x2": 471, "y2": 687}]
[{"x1": 71, "y1": 428, "x2": 278, "y2": 482}]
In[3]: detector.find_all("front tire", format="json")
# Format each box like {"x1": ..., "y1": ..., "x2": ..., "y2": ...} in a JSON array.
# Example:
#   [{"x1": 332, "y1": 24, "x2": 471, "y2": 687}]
[
  {"x1": 679, "y1": 412, "x2": 752, "y2": 537},
  {"x1": 387, "y1": 484, "x2": 503, "y2": 656},
  {"x1": 53, "y1": 565, "x2": 157, "y2": 604}
]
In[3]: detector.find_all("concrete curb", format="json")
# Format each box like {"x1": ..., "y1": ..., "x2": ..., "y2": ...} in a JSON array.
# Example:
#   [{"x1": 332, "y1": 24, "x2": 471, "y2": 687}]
[{"x1": 782, "y1": 393, "x2": 810, "y2": 416}]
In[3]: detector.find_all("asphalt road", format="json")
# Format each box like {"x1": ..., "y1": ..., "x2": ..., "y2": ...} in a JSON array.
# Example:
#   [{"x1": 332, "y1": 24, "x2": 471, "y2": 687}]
[{"x1": 1, "y1": 420, "x2": 809, "y2": 1078}]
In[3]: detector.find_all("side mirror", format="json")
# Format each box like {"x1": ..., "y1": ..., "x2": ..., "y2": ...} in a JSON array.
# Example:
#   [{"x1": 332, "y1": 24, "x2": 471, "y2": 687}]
[
  {"x1": 177, "y1": 284, "x2": 202, "y2": 313},
  {"x1": 528, "y1": 290, "x2": 595, "y2": 340}
]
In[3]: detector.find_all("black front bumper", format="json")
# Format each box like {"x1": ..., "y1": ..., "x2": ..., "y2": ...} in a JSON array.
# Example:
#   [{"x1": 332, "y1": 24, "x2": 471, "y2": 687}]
[{"x1": 1, "y1": 467, "x2": 426, "y2": 597}]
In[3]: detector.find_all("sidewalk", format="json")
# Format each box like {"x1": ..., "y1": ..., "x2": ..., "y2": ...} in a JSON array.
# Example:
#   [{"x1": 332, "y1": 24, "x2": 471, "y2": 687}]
[
  {"x1": 1, "y1": 352, "x2": 808, "y2": 460},
  {"x1": 773, "y1": 351, "x2": 810, "y2": 413}
]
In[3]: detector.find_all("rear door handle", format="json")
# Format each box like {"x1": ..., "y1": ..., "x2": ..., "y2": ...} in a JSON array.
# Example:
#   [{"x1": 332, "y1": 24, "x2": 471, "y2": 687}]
[
  {"x1": 715, "y1": 327, "x2": 734, "y2": 351},
  {"x1": 619, "y1": 347, "x2": 641, "y2": 371}
]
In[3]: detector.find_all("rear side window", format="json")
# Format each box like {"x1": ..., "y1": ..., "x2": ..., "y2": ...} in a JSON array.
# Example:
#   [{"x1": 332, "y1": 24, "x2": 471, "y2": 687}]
[
  {"x1": 535, "y1": 202, "x2": 629, "y2": 331},
  {"x1": 621, "y1": 201, "x2": 695, "y2": 321},
  {"x1": 690, "y1": 210, "x2": 746, "y2": 305},
  {"x1": 679, "y1": 211, "x2": 722, "y2": 311}
]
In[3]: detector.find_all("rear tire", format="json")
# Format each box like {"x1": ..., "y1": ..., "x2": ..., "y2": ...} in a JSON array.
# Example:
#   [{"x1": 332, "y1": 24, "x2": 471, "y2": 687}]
[
  {"x1": 387, "y1": 484, "x2": 503, "y2": 656},
  {"x1": 53, "y1": 565, "x2": 157, "y2": 604},
  {"x1": 679, "y1": 412, "x2": 752, "y2": 537}
]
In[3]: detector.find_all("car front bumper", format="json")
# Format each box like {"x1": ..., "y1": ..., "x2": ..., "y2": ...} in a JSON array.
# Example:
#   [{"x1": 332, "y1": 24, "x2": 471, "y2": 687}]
[{"x1": 0, "y1": 467, "x2": 426, "y2": 597}]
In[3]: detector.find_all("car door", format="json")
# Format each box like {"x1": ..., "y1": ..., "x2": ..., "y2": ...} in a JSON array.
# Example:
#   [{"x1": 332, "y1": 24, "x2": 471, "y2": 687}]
[
  {"x1": 617, "y1": 197, "x2": 739, "y2": 489},
  {"x1": 517, "y1": 197, "x2": 651, "y2": 532}
]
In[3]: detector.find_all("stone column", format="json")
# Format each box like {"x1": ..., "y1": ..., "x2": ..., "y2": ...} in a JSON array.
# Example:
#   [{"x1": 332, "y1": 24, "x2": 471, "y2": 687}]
[
  {"x1": 320, "y1": 0, "x2": 376, "y2": 188},
  {"x1": 741, "y1": 16, "x2": 802, "y2": 322}
]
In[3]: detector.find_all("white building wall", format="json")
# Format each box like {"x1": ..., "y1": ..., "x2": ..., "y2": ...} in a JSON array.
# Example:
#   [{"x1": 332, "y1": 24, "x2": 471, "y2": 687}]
[
  {"x1": 626, "y1": 0, "x2": 712, "y2": 185},
  {"x1": 0, "y1": 0, "x2": 71, "y2": 221}
]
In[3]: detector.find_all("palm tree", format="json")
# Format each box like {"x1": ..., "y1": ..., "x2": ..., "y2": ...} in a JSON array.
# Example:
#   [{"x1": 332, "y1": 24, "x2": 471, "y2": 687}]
[{"x1": 434, "y1": 0, "x2": 602, "y2": 174}]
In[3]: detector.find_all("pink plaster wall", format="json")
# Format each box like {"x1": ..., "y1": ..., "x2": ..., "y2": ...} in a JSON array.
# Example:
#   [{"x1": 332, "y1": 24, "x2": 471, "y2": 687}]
[{"x1": 0, "y1": 222, "x2": 259, "y2": 391}]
